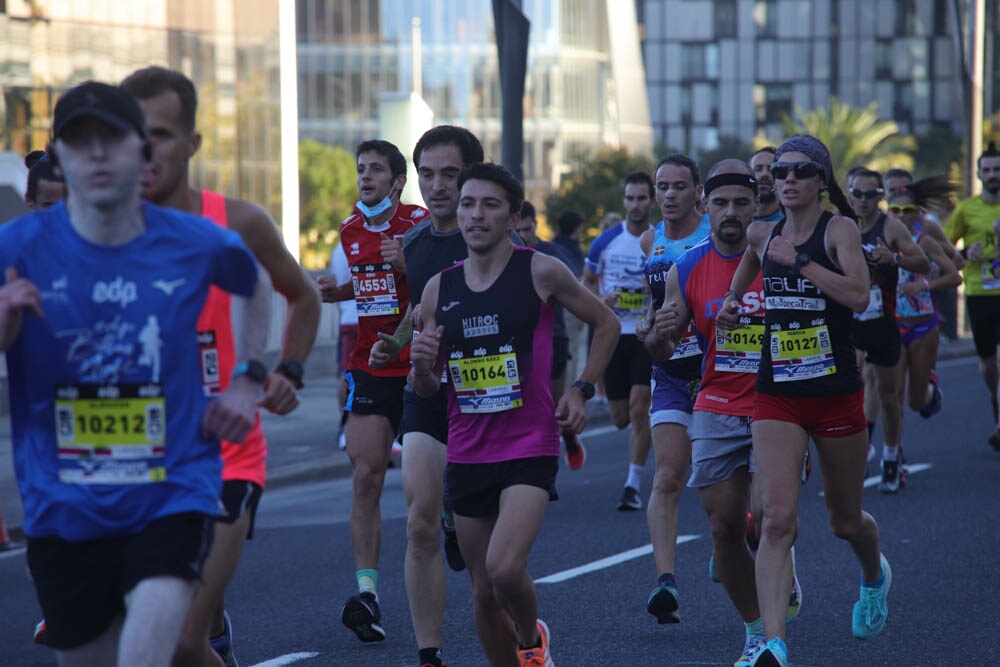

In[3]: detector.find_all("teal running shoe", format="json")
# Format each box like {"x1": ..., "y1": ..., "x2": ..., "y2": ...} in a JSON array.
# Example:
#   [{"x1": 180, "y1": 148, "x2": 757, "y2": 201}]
[
  {"x1": 750, "y1": 637, "x2": 787, "y2": 666},
  {"x1": 646, "y1": 581, "x2": 680, "y2": 624},
  {"x1": 734, "y1": 634, "x2": 765, "y2": 667},
  {"x1": 708, "y1": 555, "x2": 721, "y2": 583},
  {"x1": 852, "y1": 554, "x2": 892, "y2": 639}
]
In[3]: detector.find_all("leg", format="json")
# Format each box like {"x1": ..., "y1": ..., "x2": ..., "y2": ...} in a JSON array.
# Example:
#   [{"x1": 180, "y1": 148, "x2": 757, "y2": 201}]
[
  {"x1": 55, "y1": 617, "x2": 124, "y2": 667},
  {"x1": 905, "y1": 327, "x2": 940, "y2": 412},
  {"x1": 646, "y1": 422, "x2": 691, "y2": 577},
  {"x1": 750, "y1": 419, "x2": 807, "y2": 641},
  {"x1": 172, "y1": 511, "x2": 252, "y2": 667},
  {"x1": 345, "y1": 412, "x2": 394, "y2": 573},
  {"x1": 874, "y1": 363, "x2": 902, "y2": 447},
  {"x1": 402, "y1": 432, "x2": 448, "y2": 655},
  {"x1": 859, "y1": 354, "x2": 880, "y2": 427},
  {"x1": 980, "y1": 353, "x2": 1000, "y2": 421},
  {"x1": 607, "y1": 399, "x2": 629, "y2": 428},
  {"x1": 627, "y1": 385, "x2": 652, "y2": 467},
  {"x1": 698, "y1": 469, "x2": 758, "y2": 622},
  {"x1": 120, "y1": 577, "x2": 198, "y2": 667}
]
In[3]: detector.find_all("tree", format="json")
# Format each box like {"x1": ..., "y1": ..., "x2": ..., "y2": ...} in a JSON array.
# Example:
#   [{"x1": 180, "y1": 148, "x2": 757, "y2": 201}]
[
  {"x1": 779, "y1": 98, "x2": 916, "y2": 181},
  {"x1": 912, "y1": 125, "x2": 965, "y2": 180},
  {"x1": 544, "y1": 146, "x2": 655, "y2": 243},
  {"x1": 298, "y1": 138, "x2": 357, "y2": 270}
]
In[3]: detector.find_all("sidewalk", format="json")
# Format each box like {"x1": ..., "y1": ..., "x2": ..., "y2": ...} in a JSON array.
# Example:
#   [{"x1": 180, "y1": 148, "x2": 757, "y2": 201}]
[{"x1": 0, "y1": 336, "x2": 977, "y2": 542}]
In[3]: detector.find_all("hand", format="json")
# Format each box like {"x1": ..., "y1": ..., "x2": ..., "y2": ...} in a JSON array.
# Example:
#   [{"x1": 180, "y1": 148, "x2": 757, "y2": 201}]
[
  {"x1": 258, "y1": 372, "x2": 300, "y2": 415},
  {"x1": 967, "y1": 240, "x2": 985, "y2": 262},
  {"x1": 715, "y1": 293, "x2": 742, "y2": 331},
  {"x1": 201, "y1": 376, "x2": 258, "y2": 443},
  {"x1": 0, "y1": 267, "x2": 43, "y2": 346},
  {"x1": 897, "y1": 280, "x2": 922, "y2": 298},
  {"x1": 409, "y1": 324, "x2": 443, "y2": 376},
  {"x1": 766, "y1": 235, "x2": 797, "y2": 268},
  {"x1": 380, "y1": 233, "x2": 405, "y2": 272},
  {"x1": 635, "y1": 313, "x2": 652, "y2": 343},
  {"x1": 653, "y1": 301, "x2": 681, "y2": 341},
  {"x1": 865, "y1": 238, "x2": 894, "y2": 266},
  {"x1": 316, "y1": 275, "x2": 343, "y2": 303},
  {"x1": 369, "y1": 332, "x2": 402, "y2": 369},
  {"x1": 555, "y1": 388, "x2": 587, "y2": 434},
  {"x1": 603, "y1": 293, "x2": 618, "y2": 308}
]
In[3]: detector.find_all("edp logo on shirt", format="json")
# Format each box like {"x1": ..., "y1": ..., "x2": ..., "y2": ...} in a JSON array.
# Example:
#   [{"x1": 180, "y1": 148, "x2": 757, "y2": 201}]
[{"x1": 92, "y1": 277, "x2": 138, "y2": 308}]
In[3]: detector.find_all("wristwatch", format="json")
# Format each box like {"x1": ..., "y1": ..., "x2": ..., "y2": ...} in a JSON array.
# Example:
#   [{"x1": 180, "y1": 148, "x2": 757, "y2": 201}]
[
  {"x1": 276, "y1": 360, "x2": 305, "y2": 389},
  {"x1": 793, "y1": 252, "x2": 811, "y2": 273},
  {"x1": 232, "y1": 360, "x2": 268, "y2": 384},
  {"x1": 571, "y1": 380, "x2": 596, "y2": 401}
]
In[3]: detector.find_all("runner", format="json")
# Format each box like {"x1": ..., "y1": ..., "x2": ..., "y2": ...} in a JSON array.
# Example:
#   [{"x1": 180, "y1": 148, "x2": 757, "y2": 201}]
[
  {"x1": 845, "y1": 168, "x2": 929, "y2": 494},
  {"x1": 317, "y1": 139, "x2": 428, "y2": 643},
  {"x1": 890, "y1": 177, "x2": 961, "y2": 446},
  {"x1": 2, "y1": 80, "x2": 261, "y2": 667},
  {"x1": 749, "y1": 147, "x2": 782, "y2": 223},
  {"x1": 331, "y1": 241, "x2": 358, "y2": 450},
  {"x1": 409, "y1": 162, "x2": 619, "y2": 667},
  {"x1": 121, "y1": 66, "x2": 321, "y2": 667},
  {"x1": 718, "y1": 135, "x2": 890, "y2": 666},
  {"x1": 24, "y1": 150, "x2": 66, "y2": 210},
  {"x1": 368, "y1": 125, "x2": 483, "y2": 667},
  {"x1": 516, "y1": 201, "x2": 587, "y2": 469},
  {"x1": 945, "y1": 141, "x2": 1000, "y2": 448},
  {"x1": 638, "y1": 154, "x2": 709, "y2": 623},
  {"x1": 646, "y1": 159, "x2": 771, "y2": 665},
  {"x1": 583, "y1": 172, "x2": 655, "y2": 511}
]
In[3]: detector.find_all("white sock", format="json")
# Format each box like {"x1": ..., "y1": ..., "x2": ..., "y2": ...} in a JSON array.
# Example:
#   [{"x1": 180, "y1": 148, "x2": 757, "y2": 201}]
[
  {"x1": 882, "y1": 445, "x2": 899, "y2": 462},
  {"x1": 626, "y1": 464, "x2": 643, "y2": 491}
]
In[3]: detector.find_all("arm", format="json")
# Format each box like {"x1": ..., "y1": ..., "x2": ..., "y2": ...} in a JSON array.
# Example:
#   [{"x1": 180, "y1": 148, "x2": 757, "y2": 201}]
[
  {"x1": 919, "y1": 236, "x2": 962, "y2": 291},
  {"x1": 885, "y1": 217, "x2": 931, "y2": 274},
  {"x1": 533, "y1": 253, "x2": 620, "y2": 433},
  {"x1": 369, "y1": 303, "x2": 413, "y2": 369},
  {"x1": 644, "y1": 265, "x2": 691, "y2": 362},
  {"x1": 0, "y1": 267, "x2": 43, "y2": 351},
  {"x1": 921, "y1": 219, "x2": 964, "y2": 270},
  {"x1": 408, "y1": 275, "x2": 445, "y2": 398}
]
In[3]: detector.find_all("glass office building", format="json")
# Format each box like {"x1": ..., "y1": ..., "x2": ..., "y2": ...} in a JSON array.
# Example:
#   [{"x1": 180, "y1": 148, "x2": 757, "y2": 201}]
[{"x1": 0, "y1": 0, "x2": 283, "y2": 221}]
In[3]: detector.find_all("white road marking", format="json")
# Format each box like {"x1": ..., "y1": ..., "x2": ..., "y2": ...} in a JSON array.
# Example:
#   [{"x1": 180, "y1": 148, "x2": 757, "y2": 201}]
[
  {"x1": 534, "y1": 535, "x2": 701, "y2": 584},
  {"x1": 819, "y1": 462, "x2": 933, "y2": 495},
  {"x1": 579, "y1": 424, "x2": 620, "y2": 440},
  {"x1": 249, "y1": 653, "x2": 319, "y2": 667},
  {"x1": 0, "y1": 545, "x2": 25, "y2": 560}
]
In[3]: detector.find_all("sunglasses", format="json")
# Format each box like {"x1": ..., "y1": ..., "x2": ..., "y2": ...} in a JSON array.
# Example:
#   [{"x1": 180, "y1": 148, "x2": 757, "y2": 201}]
[
  {"x1": 770, "y1": 161, "x2": 824, "y2": 180},
  {"x1": 888, "y1": 204, "x2": 918, "y2": 215},
  {"x1": 850, "y1": 187, "x2": 884, "y2": 199}
]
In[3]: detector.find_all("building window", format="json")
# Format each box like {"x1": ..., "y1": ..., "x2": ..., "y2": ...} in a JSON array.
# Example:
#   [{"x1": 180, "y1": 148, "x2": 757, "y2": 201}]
[
  {"x1": 933, "y1": 0, "x2": 950, "y2": 36},
  {"x1": 681, "y1": 43, "x2": 719, "y2": 79},
  {"x1": 753, "y1": 0, "x2": 778, "y2": 38},
  {"x1": 895, "y1": 0, "x2": 919, "y2": 36},
  {"x1": 755, "y1": 83, "x2": 793, "y2": 124},
  {"x1": 893, "y1": 82, "x2": 914, "y2": 123},
  {"x1": 875, "y1": 39, "x2": 892, "y2": 78},
  {"x1": 715, "y1": 0, "x2": 738, "y2": 38}
]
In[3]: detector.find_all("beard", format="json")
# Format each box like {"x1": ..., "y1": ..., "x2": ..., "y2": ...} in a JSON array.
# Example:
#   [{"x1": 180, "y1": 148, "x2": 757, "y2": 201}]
[
  {"x1": 985, "y1": 179, "x2": 1000, "y2": 195},
  {"x1": 758, "y1": 189, "x2": 777, "y2": 205}
]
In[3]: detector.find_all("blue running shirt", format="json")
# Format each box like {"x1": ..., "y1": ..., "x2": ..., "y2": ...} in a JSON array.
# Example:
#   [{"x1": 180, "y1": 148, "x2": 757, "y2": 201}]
[{"x1": 0, "y1": 201, "x2": 257, "y2": 540}]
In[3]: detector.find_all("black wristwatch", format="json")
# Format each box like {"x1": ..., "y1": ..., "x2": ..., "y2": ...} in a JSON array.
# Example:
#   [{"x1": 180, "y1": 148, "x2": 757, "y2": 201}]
[
  {"x1": 232, "y1": 360, "x2": 268, "y2": 384},
  {"x1": 793, "y1": 252, "x2": 811, "y2": 273},
  {"x1": 276, "y1": 360, "x2": 305, "y2": 389},
  {"x1": 571, "y1": 380, "x2": 596, "y2": 401}
]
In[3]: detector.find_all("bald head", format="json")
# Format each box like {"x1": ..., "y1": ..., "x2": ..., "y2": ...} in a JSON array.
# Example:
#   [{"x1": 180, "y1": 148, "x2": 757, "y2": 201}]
[{"x1": 707, "y1": 158, "x2": 753, "y2": 180}]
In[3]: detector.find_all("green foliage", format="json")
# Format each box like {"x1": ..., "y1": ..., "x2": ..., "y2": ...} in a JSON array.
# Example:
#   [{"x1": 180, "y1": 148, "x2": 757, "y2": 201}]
[
  {"x1": 779, "y1": 98, "x2": 916, "y2": 182},
  {"x1": 912, "y1": 125, "x2": 964, "y2": 181},
  {"x1": 298, "y1": 138, "x2": 357, "y2": 270},
  {"x1": 544, "y1": 146, "x2": 655, "y2": 243}
]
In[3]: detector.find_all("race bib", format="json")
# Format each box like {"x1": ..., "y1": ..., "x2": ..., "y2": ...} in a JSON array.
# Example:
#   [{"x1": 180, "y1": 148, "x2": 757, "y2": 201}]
[
  {"x1": 854, "y1": 287, "x2": 884, "y2": 322},
  {"x1": 352, "y1": 262, "x2": 400, "y2": 316},
  {"x1": 198, "y1": 329, "x2": 221, "y2": 395},
  {"x1": 448, "y1": 351, "x2": 522, "y2": 414},
  {"x1": 715, "y1": 322, "x2": 764, "y2": 373},
  {"x1": 769, "y1": 325, "x2": 836, "y2": 382},
  {"x1": 981, "y1": 260, "x2": 1000, "y2": 291},
  {"x1": 615, "y1": 287, "x2": 648, "y2": 312},
  {"x1": 55, "y1": 383, "x2": 167, "y2": 484}
]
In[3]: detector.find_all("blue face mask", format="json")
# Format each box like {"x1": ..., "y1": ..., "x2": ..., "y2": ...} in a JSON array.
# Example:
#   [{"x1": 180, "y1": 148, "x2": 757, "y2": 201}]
[{"x1": 356, "y1": 196, "x2": 394, "y2": 218}]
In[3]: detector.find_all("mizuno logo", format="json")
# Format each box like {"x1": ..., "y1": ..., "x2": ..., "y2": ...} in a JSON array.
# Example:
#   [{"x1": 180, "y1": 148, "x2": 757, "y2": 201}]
[
  {"x1": 152, "y1": 278, "x2": 186, "y2": 296},
  {"x1": 441, "y1": 301, "x2": 460, "y2": 312}
]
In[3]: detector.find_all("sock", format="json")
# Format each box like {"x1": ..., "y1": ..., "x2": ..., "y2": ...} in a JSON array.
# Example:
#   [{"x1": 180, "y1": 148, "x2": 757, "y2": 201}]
[
  {"x1": 656, "y1": 572, "x2": 676, "y2": 588},
  {"x1": 441, "y1": 509, "x2": 455, "y2": 531},
  {"x1": 745, "y1": 617, "x2": 764, "y2": 637},
  {"x1": 356, "y1": 569, "x2": 378, "y2": 596},
  {"x1": 518, "y1": 630, "x2": 542, "y2": 651},
  {"x1": 882, "y1": 445, "x2": 899, "y2": 462},
  {"x1": 209, "y1": 616, "x2": 231, "y2": 653},
  {"x1": 863, "y1": 569, "x2": 885, "y2": 588},
  {"x1": 867, "y1": 421, "x2": 876, "y2": 441},
  {"x1": 626, "y1": 463, "x2": 644, "y2": 491},
  {"x1": 418, "y1": 647, "x2": 443, "y2": 666}
]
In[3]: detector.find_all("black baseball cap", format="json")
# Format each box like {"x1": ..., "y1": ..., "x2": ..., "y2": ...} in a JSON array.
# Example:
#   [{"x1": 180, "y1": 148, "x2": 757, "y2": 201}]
[{"x1": 53, "y1": 81, "x2": 146, "y2": 139}]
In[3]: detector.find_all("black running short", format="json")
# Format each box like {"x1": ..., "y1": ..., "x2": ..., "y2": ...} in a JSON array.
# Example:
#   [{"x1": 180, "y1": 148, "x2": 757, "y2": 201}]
[
  {"x1": 446, "y1": 456, "x2": 559, "y2": 518},
  {"x1": 399, "y1": 382, "x2": 448, "y2": 444},
  {"x1": 27, "y1": 512, "x2": 213, "y2": 650},
  {"x1": 603, "y1": 334, "x2": 652, "y2": 401},
  {"x1": 852, "y1": 317, "x2": 901, "y2": 367},
  {"x1": 343, "y1": 369, "x2": 406, "y2": 434},
  {"x1": 966, "y1": 295, "x2": 1000, "y2": 358},
  {"x1": 218, "y1": 480, "x2": 263, "y2": 540}
]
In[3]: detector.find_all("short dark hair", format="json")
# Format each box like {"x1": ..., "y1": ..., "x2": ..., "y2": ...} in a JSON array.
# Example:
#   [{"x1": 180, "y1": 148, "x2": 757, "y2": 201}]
[
  {"x1": 24, "y1": 150, "x2": 63, "y2": 200},
  {"x1": 750, "y1": 146, "x2": 776, "y2": 162},
  {"x1": 458, "y1": 162, "x2": 524, "y2": 215},
  {"x1": 978, "y1": 141, "x2": 1000, "y2": 170},
  {"x1": 852, "y1": 168, "x2": 884, "y2": 188},
  {"x1": 413, "y1": 125, "x2": 484, "y2": 169},
  {"x1": 557, "y1": 210, "x2": 583, "y2": 235},
  {"x1": 520, "y1": 200, "x2": 536, "y2": 220},
  {"x1": 655, "y1": 154, "x2": 701, "y2": 186},
  {"x1": 121, "y1": 66, "x2": 198, "y2": 133},
  {"x1": 356, "y1": 139, "x2": 407, "y2": 179},
  {"x1": 624, "y1": 171, "x2": 654, "y2": 198},
  {"x1": 884, "y1": 168, "x2": 914, "y2": 183}
]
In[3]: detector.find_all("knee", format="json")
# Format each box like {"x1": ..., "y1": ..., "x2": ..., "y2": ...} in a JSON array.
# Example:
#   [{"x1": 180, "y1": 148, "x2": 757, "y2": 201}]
[
  {"x1": 611, "y1": 409, "x2": 630, "y2": 429},
  {"x1": 708, "y1": 512, "x2": 745, "y2": 549},
  {"x1": 406, "y1": 499, "x2": 440, "y2": 555},
  {"x1": 828, "y1": 509, "x2": 864, "y2": 542},
  {"x1": 629, "y1": 403, "x2": 649, "y2": 428},
  {"x1": 760, "y1": 505, "x2": 798, "y2": 544},
  {"x1": 352, "y1": 463, "x2": 385, "y2": 499},
  {"x1": 651, "y1": 465, "x2": 685, "y2": 500},
  {"x1": 485, "y1": 553, "x2": 525, "y2": 594}
]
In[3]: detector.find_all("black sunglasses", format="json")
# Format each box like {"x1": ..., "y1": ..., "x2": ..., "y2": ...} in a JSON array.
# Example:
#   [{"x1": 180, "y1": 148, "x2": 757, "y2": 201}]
[
  {"x1": 850, "y1": 187, "x2": 884, "y2": 199},
  {"x1": 770, "y1": 161, "x2": 824, "y2": 180}
]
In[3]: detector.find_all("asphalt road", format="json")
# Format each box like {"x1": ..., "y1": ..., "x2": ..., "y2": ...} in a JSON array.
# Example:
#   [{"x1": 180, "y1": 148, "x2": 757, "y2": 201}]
[{"x1": 2, "y1": 354, "x2": 998, "y2": 666}]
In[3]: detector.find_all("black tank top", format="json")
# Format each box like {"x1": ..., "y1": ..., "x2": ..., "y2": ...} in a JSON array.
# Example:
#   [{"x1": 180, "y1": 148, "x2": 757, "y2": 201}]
[
  {"x1": 757, "y1": 211, "x2": 861, "y2": 397},
  {"x1": 854, "y1": 212, "x2": 899, "y2": 324}
]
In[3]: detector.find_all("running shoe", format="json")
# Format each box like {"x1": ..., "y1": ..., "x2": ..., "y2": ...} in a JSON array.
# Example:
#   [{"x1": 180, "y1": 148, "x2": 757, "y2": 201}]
[
  {"x1": 210, "y1": 610, "x2": 238, "y2": 667},
  {"x1": 852, "y1": 554, "x2": 892, "y2": 639},
  {"x1": 516, "y1": 619, "x2": 554, "y2": 667},
  {"x1": 745, "y1": 511, "x2": 759, "y2": 553},
  {"x1": 708, "y1": 555, "x2": 721, "y2": 583},
  {"x1": 341, "y1": 591, "x2": 386, "y2": 643},
  {"x1": 734, "y1": 634, "x2": 765, "y2": 667},
  {"x1": 33, "y1": 619, "x2": 46, "y2": 646},
  {"x1": 616, "y1": 486, "x2": 641, "y2": 511},
  {"x1": 337, "y1": 431, "x2": 346, "y2": 450},
  {"x1": 561, "y1": 430, "x2": 586, "y2": 470},
  {"x1": 442, "y1": 513, "x2": 466, "y2": 572},
  {"x1": 800, "y1": 447, "x2": 812, "y2": 484},
  {"x1": 750, "y1": 637, "x2": 788, "y2": 666},
  {"x1": 918, "y1": 370, "x2": 942, "y2": 418},
  {"x1": 787, "y1": 572, "x2": 802, "y2": 624},
  {"x1": 646, "y1": 581, "x2": 680, "y2": 624},
  {"x1": 878, "y1": 457, "x2": 901, "y2": 494}
]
